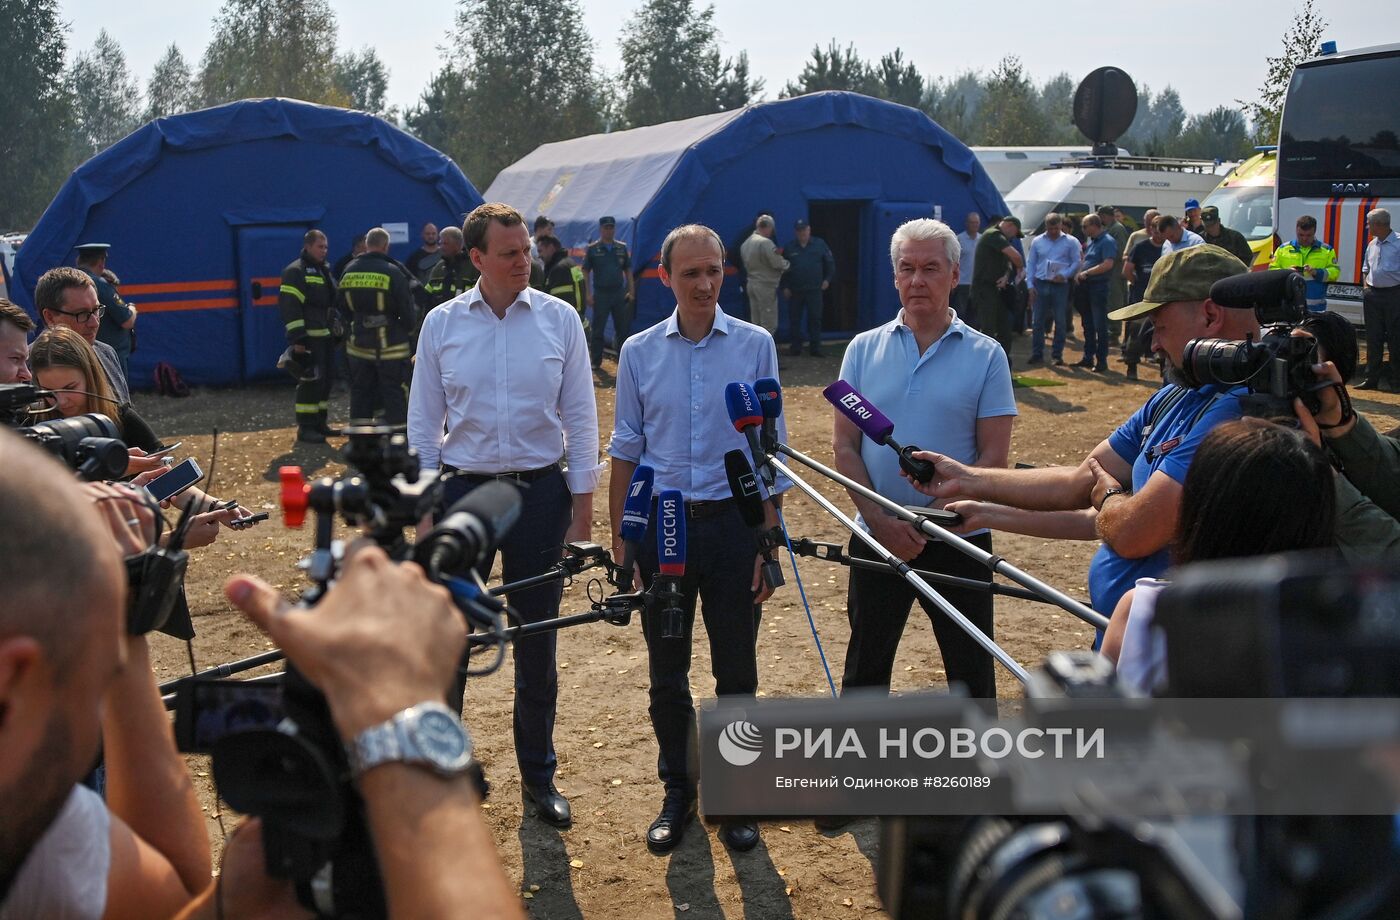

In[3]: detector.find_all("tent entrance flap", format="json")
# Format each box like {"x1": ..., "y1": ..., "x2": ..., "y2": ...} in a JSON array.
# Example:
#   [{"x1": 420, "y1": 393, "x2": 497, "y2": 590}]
[
  {"x1": 807, "y1": 200, "x2": 864, "y2": 337},
  {"x1": 237, "y1": 224, "x2": 310, "y2": 382},
  {"x1": 865, "y1": 200, "x2": 934, "y2": 328}
]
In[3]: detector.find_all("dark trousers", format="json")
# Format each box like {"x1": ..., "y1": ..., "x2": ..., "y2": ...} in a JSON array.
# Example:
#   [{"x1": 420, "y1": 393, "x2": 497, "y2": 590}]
[
  {"x1": 842, "y1": 531, "x2": 996, "y2": 699},
  {"x1": 788, "y1": 288, "x2": 824, "y2": 353},
  {"x1": 1031, "y1": 281, "x2": 1070, "y2": 361},
  {"x1": 1082, "y1": 283, "x2": 1110, "y2": 367},
  {"x1": 1363, "y1": 286, "x2": 1400, "y2": 382},
  {"x1": 637, "y1": 502, "x2": 761, "y2": 794},
  {"x1": 348, "y1": 356, "x2": 409, "y2": 426},
  {"x1": 442, "y1": 468, "x2": 572, "y2": 786},
  {"x1": 951, "y1": 285, "x2": 975, "y2": 330},
  {"x1": 294, "y1": 336, "x2": 335, "y2": 428},
  {"x1": 973, "y1": 282, "x2": 1013, "y2": 366},
  {"x1": 590, "y1": 289, "x2": 630, "y2": 365}
]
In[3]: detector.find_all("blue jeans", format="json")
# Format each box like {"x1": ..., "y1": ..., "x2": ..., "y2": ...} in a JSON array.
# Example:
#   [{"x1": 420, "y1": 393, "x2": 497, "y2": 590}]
[
  {"x1": 1084, "y1": 282, "x2": 1110, "y2": 367},
  {"x1": 1032, "y1": 281, "x2": 1070, "y2": 360}
]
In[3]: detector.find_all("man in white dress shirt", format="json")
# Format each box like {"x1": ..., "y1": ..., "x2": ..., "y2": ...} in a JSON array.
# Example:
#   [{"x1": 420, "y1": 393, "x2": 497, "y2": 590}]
[{"x1": 409, "y1": 202, "x2": 601, "y2": 829}]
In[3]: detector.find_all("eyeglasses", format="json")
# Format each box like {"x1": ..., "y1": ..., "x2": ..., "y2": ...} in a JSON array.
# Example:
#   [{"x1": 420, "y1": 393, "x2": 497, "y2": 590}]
[{"x1": 55, "y1": 306, "x2": 106, "y2": 324}]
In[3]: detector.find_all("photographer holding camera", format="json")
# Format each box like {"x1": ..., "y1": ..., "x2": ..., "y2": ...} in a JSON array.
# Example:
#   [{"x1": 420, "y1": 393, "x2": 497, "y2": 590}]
[{"x1": 0, "y1": 432, "x2": 209, "y2": 920}]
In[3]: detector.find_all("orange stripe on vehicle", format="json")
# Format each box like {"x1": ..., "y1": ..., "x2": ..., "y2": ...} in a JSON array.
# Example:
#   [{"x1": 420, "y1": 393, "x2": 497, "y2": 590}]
[
  {"x1": 139, "y1": 298, "x2": 239, "y2": 313},
  {"x1": 121, "y1": 279, "x2": 236, "y2": 296},
  {"x1": 1355, "y1": 197, "x2": 1375, "y2": 280},
  {"x1": 1324, "y1": 197, "x2": 1340, "y2": 249}
]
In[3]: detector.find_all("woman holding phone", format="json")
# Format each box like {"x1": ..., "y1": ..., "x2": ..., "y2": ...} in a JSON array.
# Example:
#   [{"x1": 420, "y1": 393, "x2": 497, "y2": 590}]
[{"x1": 28, "y1": 326, "x2": 254, "y2": 546}]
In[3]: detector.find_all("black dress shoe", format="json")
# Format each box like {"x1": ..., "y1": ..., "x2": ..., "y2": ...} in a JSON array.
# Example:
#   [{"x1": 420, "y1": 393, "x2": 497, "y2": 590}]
[
  {"x1": 814, "y1": 815, "x2": 856, "y2": 832},
  {"x1": 1358, "y1": 377, "x2": 1381, "y2": 390},
  {"x1": 647, "y1": 791, "x2": 696, "y2": 854},
  {"x1": 1073, "y1": 358, "x2": 1094, "y2": 368},
  {"x1": 522, "y1": 783, "x2": 572, "y2": 829},
  {"x1": 720, "y1": 820, "x2": 760, "y2": 852}
]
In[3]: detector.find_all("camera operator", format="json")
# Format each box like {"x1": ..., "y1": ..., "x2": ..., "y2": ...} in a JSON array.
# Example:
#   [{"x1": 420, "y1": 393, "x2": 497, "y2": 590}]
[
  {"x1": 175, "y1": 545, "x2": 523, "y2": 919},
  {"x1": 1099, "y1": 417, "x2": 1338, "y2": 691},
  {"x1": 904, "y1": 246, "x2": 1256, "y2": 620},
  {"x1": 0, "y1": 432, "x2": 210, "y2": 919}
]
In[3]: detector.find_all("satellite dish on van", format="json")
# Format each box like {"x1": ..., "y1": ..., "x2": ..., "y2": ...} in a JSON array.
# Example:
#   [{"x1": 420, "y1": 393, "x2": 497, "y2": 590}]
[{"x1": 1073, "y1": 67, "x2": 1137, "y2": 156}]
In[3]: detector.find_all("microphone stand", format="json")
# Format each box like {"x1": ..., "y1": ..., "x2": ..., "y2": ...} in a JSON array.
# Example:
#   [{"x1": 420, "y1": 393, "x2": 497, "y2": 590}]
[
  {"x1": 787, "y1": 538, "x2": 1080, "y2": 606},
  {"x1": 767, "y1": 454, "x2": 1030, "y2": 686},
  {"x1": 773, "y1": 442, "x2": 1109, "y2": 632}
]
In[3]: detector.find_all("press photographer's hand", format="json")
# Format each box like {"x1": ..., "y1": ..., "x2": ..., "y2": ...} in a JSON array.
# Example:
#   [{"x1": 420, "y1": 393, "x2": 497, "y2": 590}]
[
  {"x1": 224, "y1": 543, "x2": 465, "y2": 740},
  {"x1": 1293, "y1": 360, "x2": 1355, "y2": 443}
]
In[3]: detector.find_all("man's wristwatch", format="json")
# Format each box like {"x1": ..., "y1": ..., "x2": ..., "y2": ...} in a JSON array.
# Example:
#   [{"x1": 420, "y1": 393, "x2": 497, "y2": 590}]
[
  {"x1": 1096, "y1": 487, "x2": 1129, "y2": 511},
  {"x1": 348, "y1": 701, "x2": 476, "y2": 780}
]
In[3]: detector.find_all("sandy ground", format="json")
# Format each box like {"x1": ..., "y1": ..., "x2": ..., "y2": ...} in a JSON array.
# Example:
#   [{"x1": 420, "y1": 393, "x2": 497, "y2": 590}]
[{"x1": 137, "y1": 330, "x2": 1400, "y2": 919}]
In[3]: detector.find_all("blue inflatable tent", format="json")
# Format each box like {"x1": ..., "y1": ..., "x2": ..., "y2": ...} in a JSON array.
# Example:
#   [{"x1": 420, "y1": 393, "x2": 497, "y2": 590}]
[
  {"x1": 13, "y1": 98, "x2": 483, "y2": 387},
  {"x1": 485, "y1": 91, "x2": 1006, "y2": 337}
]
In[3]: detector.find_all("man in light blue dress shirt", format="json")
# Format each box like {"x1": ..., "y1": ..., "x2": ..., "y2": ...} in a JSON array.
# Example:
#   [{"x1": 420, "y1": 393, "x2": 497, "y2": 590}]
[
  {"x1": 1024, "y1": 213, "x2": 1081, "y2": 366},
  {"x1": 608, "y1": 224, "x2": 787, "y2": 856},
  {"x1": 832, "y1": 218, "x2": 1017, "y2": 701}
]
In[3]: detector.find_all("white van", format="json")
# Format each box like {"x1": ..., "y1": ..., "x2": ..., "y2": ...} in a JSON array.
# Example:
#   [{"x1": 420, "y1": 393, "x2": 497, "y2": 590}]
[
  {"x1": 1005, "y1": 157, "x2": 1232, "y2": 233},
  {"x1": 972, "y1": 146, "x2": 1130, "y2": 195}
]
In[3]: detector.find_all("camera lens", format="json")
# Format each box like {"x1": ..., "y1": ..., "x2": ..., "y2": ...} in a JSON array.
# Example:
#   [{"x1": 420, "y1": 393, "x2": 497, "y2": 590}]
[{"x1": 1182, "y1": 338, "x2": 1268, "y2": 389}]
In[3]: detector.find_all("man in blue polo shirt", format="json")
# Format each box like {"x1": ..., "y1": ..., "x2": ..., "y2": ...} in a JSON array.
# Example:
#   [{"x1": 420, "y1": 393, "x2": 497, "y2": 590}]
[
  {"x1": 832, "y1": 218, "x2": 1017, "y2": 700},
  {"x1": 906, "y1": 246, "x2": 1256, "y2": 622}
]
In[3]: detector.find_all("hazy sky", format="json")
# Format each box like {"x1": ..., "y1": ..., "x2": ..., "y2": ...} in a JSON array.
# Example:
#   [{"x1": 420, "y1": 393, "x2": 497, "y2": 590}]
[{"x1": 63, "y1": 0, "x2": 1380, "y2": 121}]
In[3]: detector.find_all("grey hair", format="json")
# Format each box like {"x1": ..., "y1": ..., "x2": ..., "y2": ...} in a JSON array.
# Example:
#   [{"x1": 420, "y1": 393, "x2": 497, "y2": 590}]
[
  {"x1": 890, "y1": 218, "x2": 959, "y2": 271},
  {"x1": 1369, "y1": 208, "x2": 1392, "y2": 226},
  {"x1": 755, "y1": 214, "x2": 775, "y2": 230},
  {"x1": 365, "y1": 227, "x2": 390, "y2": 250}
]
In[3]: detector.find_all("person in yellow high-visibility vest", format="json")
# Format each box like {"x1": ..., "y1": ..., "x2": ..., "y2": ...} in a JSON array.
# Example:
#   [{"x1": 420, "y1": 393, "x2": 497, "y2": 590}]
[{"x1": 337, "y1": 227, "x2": 415, "y2": 428}]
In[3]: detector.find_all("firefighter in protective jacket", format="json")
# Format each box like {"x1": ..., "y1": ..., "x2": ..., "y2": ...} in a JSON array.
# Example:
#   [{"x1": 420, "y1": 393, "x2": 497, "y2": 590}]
[
  {"x1": 278, "y1": 229, "x2": 338, "y2": 443},
  {"x1": 337, "y1": 227, "x2": 416, "y2": 427}
]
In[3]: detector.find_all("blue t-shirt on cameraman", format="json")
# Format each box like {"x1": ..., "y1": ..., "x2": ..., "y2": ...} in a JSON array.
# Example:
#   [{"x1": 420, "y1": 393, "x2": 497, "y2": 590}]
[{"x1": 1087, "y1": 382, "x2": 1246, "y2": 617}]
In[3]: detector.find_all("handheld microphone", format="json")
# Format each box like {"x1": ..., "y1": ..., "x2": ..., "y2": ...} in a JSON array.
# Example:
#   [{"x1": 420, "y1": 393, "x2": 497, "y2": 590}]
[
  {"x1": 655, "y1": 489, "x2": 686, "y2": 639},
  {"x1": 754, "y1": 376, "x2": 782, "y2": 454},
  {"x1": 415, "y1": 480, "x2": 523, "y2": 575},
  {"x1": 725, "y1": 381, "x2": 774, "y2": 487},
  {"x1": 725, "y1": 449, "x2": 784, "y2": 590},
  {"x1": 822, "y1": 379, "x2": 936, "y2": 484},
  {"x1": 614, "y1": 465, "x2": 654, "y2": 591}
]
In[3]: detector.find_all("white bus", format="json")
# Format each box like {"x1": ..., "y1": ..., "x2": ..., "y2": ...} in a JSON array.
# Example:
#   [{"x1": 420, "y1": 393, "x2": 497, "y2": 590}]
[{"x1": 1276, "y1": 41, "x2": 1400, "y2": 324}]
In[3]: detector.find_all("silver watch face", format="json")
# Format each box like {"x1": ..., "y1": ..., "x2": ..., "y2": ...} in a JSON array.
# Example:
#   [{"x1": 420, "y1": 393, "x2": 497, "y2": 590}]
[{"x1": 411, "y1": 708, "x2": 470, "y2": 770}]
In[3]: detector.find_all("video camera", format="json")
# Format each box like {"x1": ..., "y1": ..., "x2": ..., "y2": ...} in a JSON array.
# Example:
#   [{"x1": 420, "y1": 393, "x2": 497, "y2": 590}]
[
  {"x1": 1178, "y1": 269, "x2": 1325, "y2": 417},
  {"x1": 876, "y1": 552, "x2": 1400, "y2": 919}
]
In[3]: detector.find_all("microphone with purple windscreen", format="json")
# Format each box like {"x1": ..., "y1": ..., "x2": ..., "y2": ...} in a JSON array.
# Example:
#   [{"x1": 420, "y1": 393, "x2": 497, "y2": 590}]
[{"x1": 822, "y1": 380, "x2": 936, "y2": 483}]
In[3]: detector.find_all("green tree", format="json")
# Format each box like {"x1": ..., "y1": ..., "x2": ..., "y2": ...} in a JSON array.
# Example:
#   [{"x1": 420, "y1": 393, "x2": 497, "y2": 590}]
[
  {"x1": 407, "y1": 0, "x2": 603, "y2": 188},
  {"x1": 976, "y1": 56, "x2": 1046, "y2": 145},
  {"x1": 0, "y1": 0, "x2": 73, "y2": 228},
  {"x1": 781, "y1": 40, "x2": 875, "y2": 97},
  {"x1": 618, "y1": 0, "x2": 757, "y2": 128},
  {"x1": 1170, "y1": 106, "x2": 1254, "y2": 161},
  {"x1": 1240, "y1": 0, "x2": 1328, "y2": 145},
  {"x1": 199, "y1": 0, "x2": 347, "y2": 106},
  {"x1": 145, "y1": 44, "x2": 199, "y2": 120},
  {"x1": 1122, "y1": 86, "x2": 1186, "y2": 155},
  {"x1": 713, "y1": 51, "x2": 764, "y2": 112},
  {"x1": 1037, "y1": 72, "x2": 1080, "y2": 145},
  {"x1": 871, "y1": 49, "x2": 925, "y2": 108},
  {"x1": 68, "y1": 29, "x2": 143, "y2": 161},
  {"x1": 924, "y1": 70, "x2": 985, "y2": 141},
  {"x1": 335, "y1": 46, "x2": 391, "y2": 116}
]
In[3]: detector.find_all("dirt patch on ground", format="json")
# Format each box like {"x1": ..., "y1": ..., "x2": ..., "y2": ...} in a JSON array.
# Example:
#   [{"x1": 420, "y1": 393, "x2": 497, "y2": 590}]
[{"x1": 139, "y1": 332, "x2": 1400, "y2": 919}]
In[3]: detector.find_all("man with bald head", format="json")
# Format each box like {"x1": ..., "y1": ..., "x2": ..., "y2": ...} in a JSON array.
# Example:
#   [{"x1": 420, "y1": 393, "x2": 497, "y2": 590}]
[{"x1": 0, "y1": 431, "x2": 210, "y2": 918}]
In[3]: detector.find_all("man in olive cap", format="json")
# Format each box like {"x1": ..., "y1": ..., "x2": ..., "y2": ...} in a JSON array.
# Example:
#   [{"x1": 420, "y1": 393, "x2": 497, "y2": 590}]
[
  {"x1": 1198, "y1": 205, "x2": 1254, "y2": 267},
  {"x1": 907, "y1": 245, "x2": 1257, "y2": 621}
]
